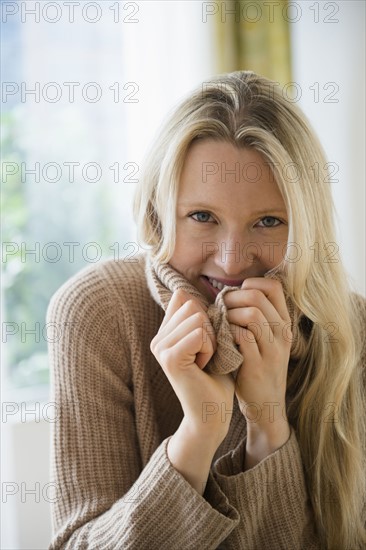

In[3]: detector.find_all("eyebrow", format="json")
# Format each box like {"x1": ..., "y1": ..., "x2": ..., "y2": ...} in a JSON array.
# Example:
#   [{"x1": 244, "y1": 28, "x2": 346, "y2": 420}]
[{"x1": 178, "y1": 202, "x2": 287, "y2": 216}]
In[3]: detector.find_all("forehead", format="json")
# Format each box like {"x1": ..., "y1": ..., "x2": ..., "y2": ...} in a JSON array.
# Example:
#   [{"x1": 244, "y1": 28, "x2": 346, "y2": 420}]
[{"x1": 178, "y1": 139, "x2": 285, "y2": 208}]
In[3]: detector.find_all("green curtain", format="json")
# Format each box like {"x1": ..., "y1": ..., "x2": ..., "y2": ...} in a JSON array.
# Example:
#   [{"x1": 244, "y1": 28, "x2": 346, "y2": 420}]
[{"x1": 214, "y1": 0, "x2": 292, "y2": 85}]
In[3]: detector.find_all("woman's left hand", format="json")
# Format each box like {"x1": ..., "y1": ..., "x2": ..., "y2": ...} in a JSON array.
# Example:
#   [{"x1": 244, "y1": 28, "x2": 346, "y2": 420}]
[{"x1": 223, "y1": 277, "x2": 292, "y2": 466}]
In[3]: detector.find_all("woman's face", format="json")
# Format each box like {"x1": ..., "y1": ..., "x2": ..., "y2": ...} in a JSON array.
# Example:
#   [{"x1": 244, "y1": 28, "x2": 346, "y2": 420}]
[{"x1": 168, "y1": 139, "x2": 289, "y2": 303}]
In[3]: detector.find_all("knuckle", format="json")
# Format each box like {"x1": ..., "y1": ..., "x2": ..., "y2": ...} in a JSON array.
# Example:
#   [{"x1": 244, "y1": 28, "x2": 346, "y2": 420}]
[
  {"x1": 246, "y1": 306, "x2": 260, "y2": 321},
  {"x1": 160, "y1": 347, "x2": 174, "y2": 369},
  {"x1": 183, "y1": 299, "x2": 199, "y2": 314},
  {"x1": 151, "y1": 338, "x2": 161, "y2": 356},
  {"x1": 187, "y1": 298, "x2": 197, "y2": 308},
  {"x1": 270, "y1": 279, "x2": 282, "y2": 291},
  {"x1": 150, "y1": 334, "x2": 160, "y2": 354},
  {"x1": 192, "y1": 325, "x2": 203, "y2": 336},
  {"x1": 246, "y1": 289, "x2": 262, "y2": 302},
  {"x1": 192, "y1": 311, "x2": 207, "y2": 325}
]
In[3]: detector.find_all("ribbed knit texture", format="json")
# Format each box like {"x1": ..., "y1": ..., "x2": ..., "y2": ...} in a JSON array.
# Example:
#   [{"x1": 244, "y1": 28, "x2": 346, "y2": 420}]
[
  {"x1": 145, "y1": 253, "x2": 244, "y2": 375},
  {"x1": 145, "y1": 253, "x2": 305, "y2": 375},
  {"x1": 47, "y1": 252, "x2": 365, "y2": 549}
]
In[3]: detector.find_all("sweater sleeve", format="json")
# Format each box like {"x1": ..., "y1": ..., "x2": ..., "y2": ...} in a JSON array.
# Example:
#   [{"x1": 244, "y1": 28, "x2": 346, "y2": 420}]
[
  {"x1": 47, "y1": 265, "x2": 240, "y2": 550},
  {"x1": 206, "y1": 428, "x2": 320, "y2": 549}
]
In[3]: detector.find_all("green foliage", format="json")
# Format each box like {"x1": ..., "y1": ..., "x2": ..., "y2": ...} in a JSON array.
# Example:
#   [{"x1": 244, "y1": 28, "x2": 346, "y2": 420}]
[
  {"x1": 2, "y1": 109, "x2": 116, "y2": 389},
  {"x1": 1, "y1": 110, "x2": 43, "y2": 387}
]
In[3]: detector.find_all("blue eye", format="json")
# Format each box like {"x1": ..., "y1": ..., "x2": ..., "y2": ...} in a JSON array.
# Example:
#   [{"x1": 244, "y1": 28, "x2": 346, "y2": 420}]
[
  {"x1": 257, "y1": 217, "x2": 282, "y2": 228},
  {"x1": 189, "y1": 211, "x2": 214, "y2": 223}
]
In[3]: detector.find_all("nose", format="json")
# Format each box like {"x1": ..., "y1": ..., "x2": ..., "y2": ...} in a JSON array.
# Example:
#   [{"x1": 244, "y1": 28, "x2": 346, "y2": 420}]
[{"x1": 210, "y1": 234, "x2": 260, "y2": 278}]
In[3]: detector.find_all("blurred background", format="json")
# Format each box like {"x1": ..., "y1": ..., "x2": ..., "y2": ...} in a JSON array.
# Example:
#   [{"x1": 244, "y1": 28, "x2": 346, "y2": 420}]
[{"x1": 1, "y1": 1, "x2": 365, "y2": 548}]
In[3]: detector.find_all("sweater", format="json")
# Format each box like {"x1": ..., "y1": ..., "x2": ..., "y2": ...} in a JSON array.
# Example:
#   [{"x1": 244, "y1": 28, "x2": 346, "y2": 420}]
[
  {"x1": 47, "y1": 251, "x2": 365, "y2": 549},
  {"x1": 146, "y1": 254, "x2": 306, "y2": 376}
]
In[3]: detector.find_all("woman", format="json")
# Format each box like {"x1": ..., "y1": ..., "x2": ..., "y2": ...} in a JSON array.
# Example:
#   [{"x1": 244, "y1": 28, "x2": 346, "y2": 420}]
[{"x1": 48, "y1": 71, "x2": 366, "y2": 549}]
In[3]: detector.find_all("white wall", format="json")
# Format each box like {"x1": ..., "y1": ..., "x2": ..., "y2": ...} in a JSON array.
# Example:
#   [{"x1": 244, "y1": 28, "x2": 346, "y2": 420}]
[
  {"x1": 1, "y1": 413, "x2": 51, "y2": 549},
  {"x1": 290, "y1": 0, "x2": 365, "y2": 295}
]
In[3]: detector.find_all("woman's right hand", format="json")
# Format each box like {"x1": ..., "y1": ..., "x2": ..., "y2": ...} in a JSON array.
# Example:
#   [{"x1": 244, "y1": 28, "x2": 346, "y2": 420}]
[{"x1": 150, "y1": 288, "x2": 236, "y2": 447}]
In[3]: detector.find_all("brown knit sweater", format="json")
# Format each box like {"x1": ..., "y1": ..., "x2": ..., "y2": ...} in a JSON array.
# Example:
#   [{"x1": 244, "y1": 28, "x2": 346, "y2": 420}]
[{"x1": 47, "y1": 251, "x2": 365, "y2": 549}]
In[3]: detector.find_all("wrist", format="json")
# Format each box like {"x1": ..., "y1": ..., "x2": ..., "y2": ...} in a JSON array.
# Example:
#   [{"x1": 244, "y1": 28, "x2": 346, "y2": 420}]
[
  {"x1": 179, "y1": 417, "x2": 225, "y2": 454},
  {"x1": 167, "y1": 419, "x2": 221, "y2": 496},
  {"x1": 247, "y1": 419, "x2": 290, "y2": 448},
  {"x1": 244, "y1": 420, "x2": 291, "y2": 470}
]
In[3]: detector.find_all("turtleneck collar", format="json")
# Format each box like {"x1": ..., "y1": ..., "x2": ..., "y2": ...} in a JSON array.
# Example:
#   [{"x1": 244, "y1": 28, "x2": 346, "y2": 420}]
[{"x1": 144, "y1": 251, "x2": 304, "y2": 376}]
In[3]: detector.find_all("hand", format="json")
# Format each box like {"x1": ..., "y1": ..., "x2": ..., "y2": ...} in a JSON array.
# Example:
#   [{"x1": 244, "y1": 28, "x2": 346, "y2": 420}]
[
  {"x1": 223, "y1": 278, "x2": 291, "y2": 453},
  {"x1": 150, "y1": 289, "x2": 235, "y2": 448}
]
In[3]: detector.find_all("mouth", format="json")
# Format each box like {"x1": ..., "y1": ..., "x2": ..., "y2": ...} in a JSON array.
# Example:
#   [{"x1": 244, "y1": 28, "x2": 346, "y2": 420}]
[{"x1": 200, "y1": 275, "x2": 243, "y2": 299}]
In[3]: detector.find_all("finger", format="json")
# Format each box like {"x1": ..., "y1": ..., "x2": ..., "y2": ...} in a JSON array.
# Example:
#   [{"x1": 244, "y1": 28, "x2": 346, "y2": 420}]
[
  {"x1": 159, "y1": 289, "x2": 190, "y2": 330},
  {"x1": 224, "y1": 278, "x2": 291, "y2": 323},
  {"x1": 159, "y1": 311, "x2": 212, "y2": 351},
  {"x1": 158, "y1": 330, "x2": 204, "y2": 401},
  {"x1": 158, "y1": 298, "x2": 216, "y2": 352},
  {"x1": 227, "y1": 308, "x2": 269, "y2": 354},
  {"x1": 175, "y1": 327, "x2": 214, "y2": 370},
  {"x1": 225, "y1": 292, "x2": 285, "y2": 341},
  {"x1": 228, "y1": 322, "x2": 261, "y2": 363},
  {"x1": 157, "y1": 312, "x2": 215, "y2": 366},
  {"x1": 160, "y1": 289, "x2": 206, "y2": 330},
  {"x1": 224, "y1": 288, "x2": 281, "y2": 332},
  {"x1": 161, "y1": 320, "x2": 215, "y2": 372},
  {"x1": 242, "y1": 278, "x2": 291, "y2": 323}
]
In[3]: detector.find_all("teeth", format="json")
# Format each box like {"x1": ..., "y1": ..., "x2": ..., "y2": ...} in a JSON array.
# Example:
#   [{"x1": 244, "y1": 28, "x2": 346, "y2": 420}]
[
  {"x1": 208, "y1": 277, "x2": 241, "y2": 291},
  {"x1": 208, "y1": 277, "x2": 224, "y2": 290}
]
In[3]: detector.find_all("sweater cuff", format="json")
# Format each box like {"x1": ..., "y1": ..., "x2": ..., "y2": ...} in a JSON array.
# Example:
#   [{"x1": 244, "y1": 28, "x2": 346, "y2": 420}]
[
  {"x1": 211, "y1": 427, "x2": 308, "y2": 509},
  {"x1": 143, "y1": 436, "x2": 241, "y2": 545},
  {"x1": 208, "y1": 429, "x2": 319, "y2": 548}
]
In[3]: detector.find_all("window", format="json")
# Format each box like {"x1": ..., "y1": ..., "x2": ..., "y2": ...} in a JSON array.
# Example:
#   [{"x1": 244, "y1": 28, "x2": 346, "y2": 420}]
[{"x1": 1, "y1": 1, "x2": 214, "y2": 401}]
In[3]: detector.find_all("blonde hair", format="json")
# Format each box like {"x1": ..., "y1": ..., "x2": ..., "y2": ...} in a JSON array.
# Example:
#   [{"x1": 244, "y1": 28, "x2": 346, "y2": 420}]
[{"x1": 133, "y1": 71, "x2": 366, "y2": 549}]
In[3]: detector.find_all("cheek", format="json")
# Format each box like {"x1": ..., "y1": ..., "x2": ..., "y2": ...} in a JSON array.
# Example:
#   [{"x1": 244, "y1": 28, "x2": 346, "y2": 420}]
[
  {"x1": 260, "y1": 240, "x2": 287, "y2": 266},
  {"x1": 171, "y1": 232, "x2": 204, "y2": 268}
]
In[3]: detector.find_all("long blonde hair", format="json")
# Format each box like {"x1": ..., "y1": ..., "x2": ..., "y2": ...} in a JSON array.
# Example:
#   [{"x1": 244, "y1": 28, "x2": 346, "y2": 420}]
[{"x1": 133, "y1": 71, "x2": 366, "y2": 549}]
